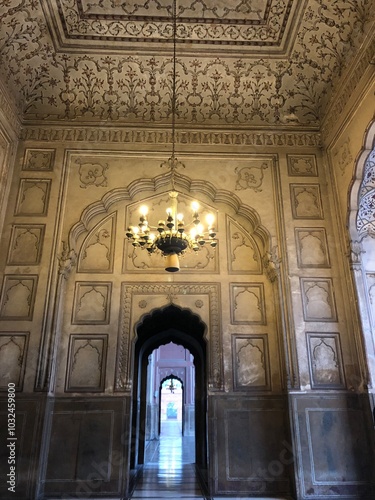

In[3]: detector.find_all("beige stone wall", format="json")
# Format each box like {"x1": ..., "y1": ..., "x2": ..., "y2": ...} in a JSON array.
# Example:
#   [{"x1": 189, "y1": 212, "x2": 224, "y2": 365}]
[
  {"x1": 325, "y1": 81, "x2": 375, "y2": 391},
  {"x1": 0, "y1": 126, "x2": 365, "y2": 400}
]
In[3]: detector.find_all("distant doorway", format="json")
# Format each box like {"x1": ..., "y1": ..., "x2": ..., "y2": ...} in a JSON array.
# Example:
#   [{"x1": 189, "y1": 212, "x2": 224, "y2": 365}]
[
  {"x1": 130, "y1": 305, "x2": 208, "y2": 481},
  {"x1": 159, "y1": 376, "x2": 185, "y2": 437}
]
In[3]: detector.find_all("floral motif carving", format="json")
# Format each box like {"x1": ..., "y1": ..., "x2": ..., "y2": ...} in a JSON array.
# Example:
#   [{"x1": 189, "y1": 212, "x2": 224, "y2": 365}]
[
  {"x1": 76, "y1": 158, "x2": 108, "y2": 188},
  {"x1": 287, "y1": 154, "x2": 317, "y2": 177},
  {"x1": 235, "y1": 162, "x2": 269, "y2": 191},
  {"x1": 23, "y1": 149, "x2": 55, "y2": 171},
  {"x1": 78, "y1": 214, "x2": 116, "y2": 273},
  {"x1": 0, "y1": 1, "x2": 372, "y2": 127}
]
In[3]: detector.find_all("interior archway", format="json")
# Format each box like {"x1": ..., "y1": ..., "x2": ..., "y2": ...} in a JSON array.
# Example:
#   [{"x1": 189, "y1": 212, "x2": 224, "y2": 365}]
[
  {"x1": 348, "y1": 119, "x2": 375, "y2": 391},
  {"x1": 130, "y1": 304, "x2": 208, "y2": 494},
  {"x1": 159, "y1": 374, "x2": 185, "y2": 436}
]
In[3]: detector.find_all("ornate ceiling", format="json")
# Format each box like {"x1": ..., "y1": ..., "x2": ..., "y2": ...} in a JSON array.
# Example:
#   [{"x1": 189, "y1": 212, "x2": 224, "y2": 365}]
[{"x1": 0, "y1": 0, "x2": 374, "y2": 128}]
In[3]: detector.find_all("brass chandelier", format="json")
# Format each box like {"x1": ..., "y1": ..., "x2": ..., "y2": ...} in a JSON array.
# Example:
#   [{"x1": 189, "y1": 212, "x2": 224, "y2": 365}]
[{"x1": 126, "y1": 0, "x2": 217, "y2": 272}]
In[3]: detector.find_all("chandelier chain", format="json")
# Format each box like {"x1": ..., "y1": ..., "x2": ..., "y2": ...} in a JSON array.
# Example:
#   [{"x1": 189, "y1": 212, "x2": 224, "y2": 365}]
[
  {"x1": 126, "y1": 0, "x2": 217, "y2": 272},
  {"x1": 171, "y1": 0, "x2": 177, "y2": 190}
]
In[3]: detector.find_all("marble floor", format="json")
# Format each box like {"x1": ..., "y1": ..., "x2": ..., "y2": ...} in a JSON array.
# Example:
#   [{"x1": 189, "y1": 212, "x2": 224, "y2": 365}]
[
  {"x1": 130, "y1": 419, "x2": 209, "y2": 499},
  {"x1": 130, "y1": 419, "x2": 291, "y2": 500}
]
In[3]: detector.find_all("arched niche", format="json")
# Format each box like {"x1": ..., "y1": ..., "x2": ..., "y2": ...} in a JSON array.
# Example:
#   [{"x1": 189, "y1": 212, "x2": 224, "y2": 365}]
[{"x1": 68, "y1": 170, "x2": 272, "y2": 258}]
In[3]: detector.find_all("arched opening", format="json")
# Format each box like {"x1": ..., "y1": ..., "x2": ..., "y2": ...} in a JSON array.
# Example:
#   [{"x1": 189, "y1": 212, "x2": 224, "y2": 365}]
[
  {"x1": 129, "y1": 304, "x2": 208, "y2": 495},
  {"x1": 348, "y1": 119, "x2": 375, "y2": 391},
  {"x1": 159, "y1": 374, "x2": 186, "y2": 437}
]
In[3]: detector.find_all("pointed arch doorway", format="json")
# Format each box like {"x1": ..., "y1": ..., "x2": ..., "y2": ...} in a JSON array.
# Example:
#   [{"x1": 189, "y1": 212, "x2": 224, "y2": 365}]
[{"x1": 130, "y1": 304, "x2": 208, "y2": 492}]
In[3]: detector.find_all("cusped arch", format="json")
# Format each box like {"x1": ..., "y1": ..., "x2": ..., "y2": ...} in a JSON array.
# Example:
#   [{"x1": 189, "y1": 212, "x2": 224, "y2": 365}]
[
  {"x1": 136, "y1": 304, "x2": 206, "y2": 343},
  {"x1": 68, "y1": 170, "x2": 272, "y2": 255},
  {"x1": 347, "y1": 118, "x2": 375, "y2": 390},
  {"x1": 135, "y1": 304, "x2": 207, "y2": 366},
  {"x1": 348, "y1": 119, "x2": 375, "y2": 240},
  {"x1": 117, "y1": 283, "x2": 222, "y2": 392}
]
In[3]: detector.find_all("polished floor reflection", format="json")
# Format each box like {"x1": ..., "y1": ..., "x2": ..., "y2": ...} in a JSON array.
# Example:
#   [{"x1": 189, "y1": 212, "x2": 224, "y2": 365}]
[{"x1": 130, "y1": 419, "x2": 208, "y2": 499}]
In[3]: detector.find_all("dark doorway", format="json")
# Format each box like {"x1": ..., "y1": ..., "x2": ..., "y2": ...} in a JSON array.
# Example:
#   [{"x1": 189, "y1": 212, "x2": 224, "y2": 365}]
[{"x1": 130, "y1": 304, "x2": 208, "y2": 488}]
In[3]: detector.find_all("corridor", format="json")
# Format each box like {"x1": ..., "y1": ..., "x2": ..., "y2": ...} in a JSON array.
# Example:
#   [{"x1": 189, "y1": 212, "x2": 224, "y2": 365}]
[{"x1": 130, "y1": 419, "x2": 208, "y2": 499}]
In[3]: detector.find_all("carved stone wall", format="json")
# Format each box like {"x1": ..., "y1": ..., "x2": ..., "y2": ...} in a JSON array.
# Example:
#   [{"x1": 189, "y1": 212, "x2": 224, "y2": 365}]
[{"x1": 0, "y1": 126, "x2": 373, "y2": 498}]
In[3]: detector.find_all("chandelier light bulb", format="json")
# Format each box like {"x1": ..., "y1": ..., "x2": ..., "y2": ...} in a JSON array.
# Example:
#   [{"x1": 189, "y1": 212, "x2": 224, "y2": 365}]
[
  {"x1": 139, "y1": 205, "x2": 148, "y2": 216},
  {"x1": 191, "y1": 201, "x2": 199, "y2": 212},
  {"x1": 206, "y1": 213, "x2": 215, "y2": 227},
  {"x1": 177, "y1": 213, "x2": 184, "y2": 221}
]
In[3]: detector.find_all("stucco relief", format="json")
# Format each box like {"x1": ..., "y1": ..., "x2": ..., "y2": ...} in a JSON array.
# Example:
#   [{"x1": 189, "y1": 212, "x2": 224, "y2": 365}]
[
  {"x1": 0, "y1": 275, "x2": 38, "y2": 320},
  {"x1": 75, "y1": 158, "x2": 108, "y2": 188},
  {"x1": 0, "y1": 333, "x2": 29, "y2": 390},
  {"x1": 22, "y1": 148, "x2": 55, "y2": 171},
  {"x1": 1, "y1": 1, "x2": 371, "y2": 129},
  {"x1": 307, "y1": 333, "x2": 345, "y2": 388},
  {"x1": 290, "y1": 184, "x2": 323, "y2": 219},
  {"x1": 20, "y1": 127, "x2": 322, "y2": 147},
  {"x1": 50, "y1": 0, "x2": 295, "y2": 44},
  {"x1": 14, "y1": 179, "x2": 51, "y2": 216},
  {"x1": 234, "y1": 162, "x2": 269, "y2": 192},
  {"x1": 295, "y1": 228, "x2": 330, "y2": 268},
  {"x1": 72, "y1": 282, "x2": 112, "y2": 324},
  {"x1": 301, "y1": 278, "x2": 337, "y2": 322},
  {"x1": 7, "y1": 225, "x2": 45, "y2": 265},
  {"x1": 78, "y1": 213, "x2": 116, "y2": 273},
  {"x1": 333, "y1": 138, "x2": 353, "y2": 176},
  {"x1": 230, "y1": 283, "x2": 266, "y2": 325},
  {"x1": 287, "y1": 154, "x2": 318, "y2": 177},
  {"x1": 116, "y1": 283, "x2": 221, "y2": 391},
  {"x1": 66, "y1": 334, "x2": 108, "y2": 392},
  {"x1": 227, "y1": 216, "x2": 261, "y2": 274},
  {"x1": 232, "y1": 335, "x2": 270, "y2": 390}
]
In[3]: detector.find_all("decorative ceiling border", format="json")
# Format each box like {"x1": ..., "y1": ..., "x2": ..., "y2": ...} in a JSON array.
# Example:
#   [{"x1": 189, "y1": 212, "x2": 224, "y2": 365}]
[
  {"x1": 0, "y1": 83, "x2": 21, "y2": 138},
  {"x1": 20, "y1": 127, "x2": 322, "y2": 148},
  {"x1": 43, "y1": 0, "x2": 302, "y2": 54}
]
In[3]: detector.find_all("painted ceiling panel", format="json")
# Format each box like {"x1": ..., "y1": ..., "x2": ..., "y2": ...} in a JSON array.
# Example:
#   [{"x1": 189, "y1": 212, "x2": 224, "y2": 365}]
[{"x1": 0, "y1": 0, "x2": 373, "y2": 127}]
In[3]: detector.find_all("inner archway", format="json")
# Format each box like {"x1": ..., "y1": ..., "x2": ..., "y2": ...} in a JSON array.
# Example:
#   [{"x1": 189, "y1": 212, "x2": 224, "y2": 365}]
[{"x1": 130, "y1": 304, "x2": 208, "y2": 494}]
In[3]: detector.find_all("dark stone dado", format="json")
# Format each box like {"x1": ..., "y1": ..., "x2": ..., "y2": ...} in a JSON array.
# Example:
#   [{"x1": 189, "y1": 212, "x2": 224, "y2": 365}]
[
  {"x1": 290, "y1": 392, "x2": 375, "y2": 499},
  {"x1": 0, "y1": 395, "x2": 46, "y2": 500},
  {"x1": 37, "y1": 396, "x2": 131, "y2": 499},
  {"x1": 208, "y1": 394, "x2": 293, "y2": 498}
]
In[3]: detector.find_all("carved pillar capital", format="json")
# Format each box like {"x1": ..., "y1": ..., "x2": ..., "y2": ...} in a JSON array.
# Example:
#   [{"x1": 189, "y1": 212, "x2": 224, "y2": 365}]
[
  {"x1": 263, "y1": 246, "x2": 281, "y2": 283},
  {"x1": 347, "y1": 239, "x2": 365, "y2": 270},
  {"x1": 58, "y1": 241, "x2": 77, "y2": 279}
]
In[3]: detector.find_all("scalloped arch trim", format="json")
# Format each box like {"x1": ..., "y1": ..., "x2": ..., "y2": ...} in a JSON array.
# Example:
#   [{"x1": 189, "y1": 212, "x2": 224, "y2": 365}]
[{"x1": 69, "y1": 170, "x2": 271, "y2": 251}]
